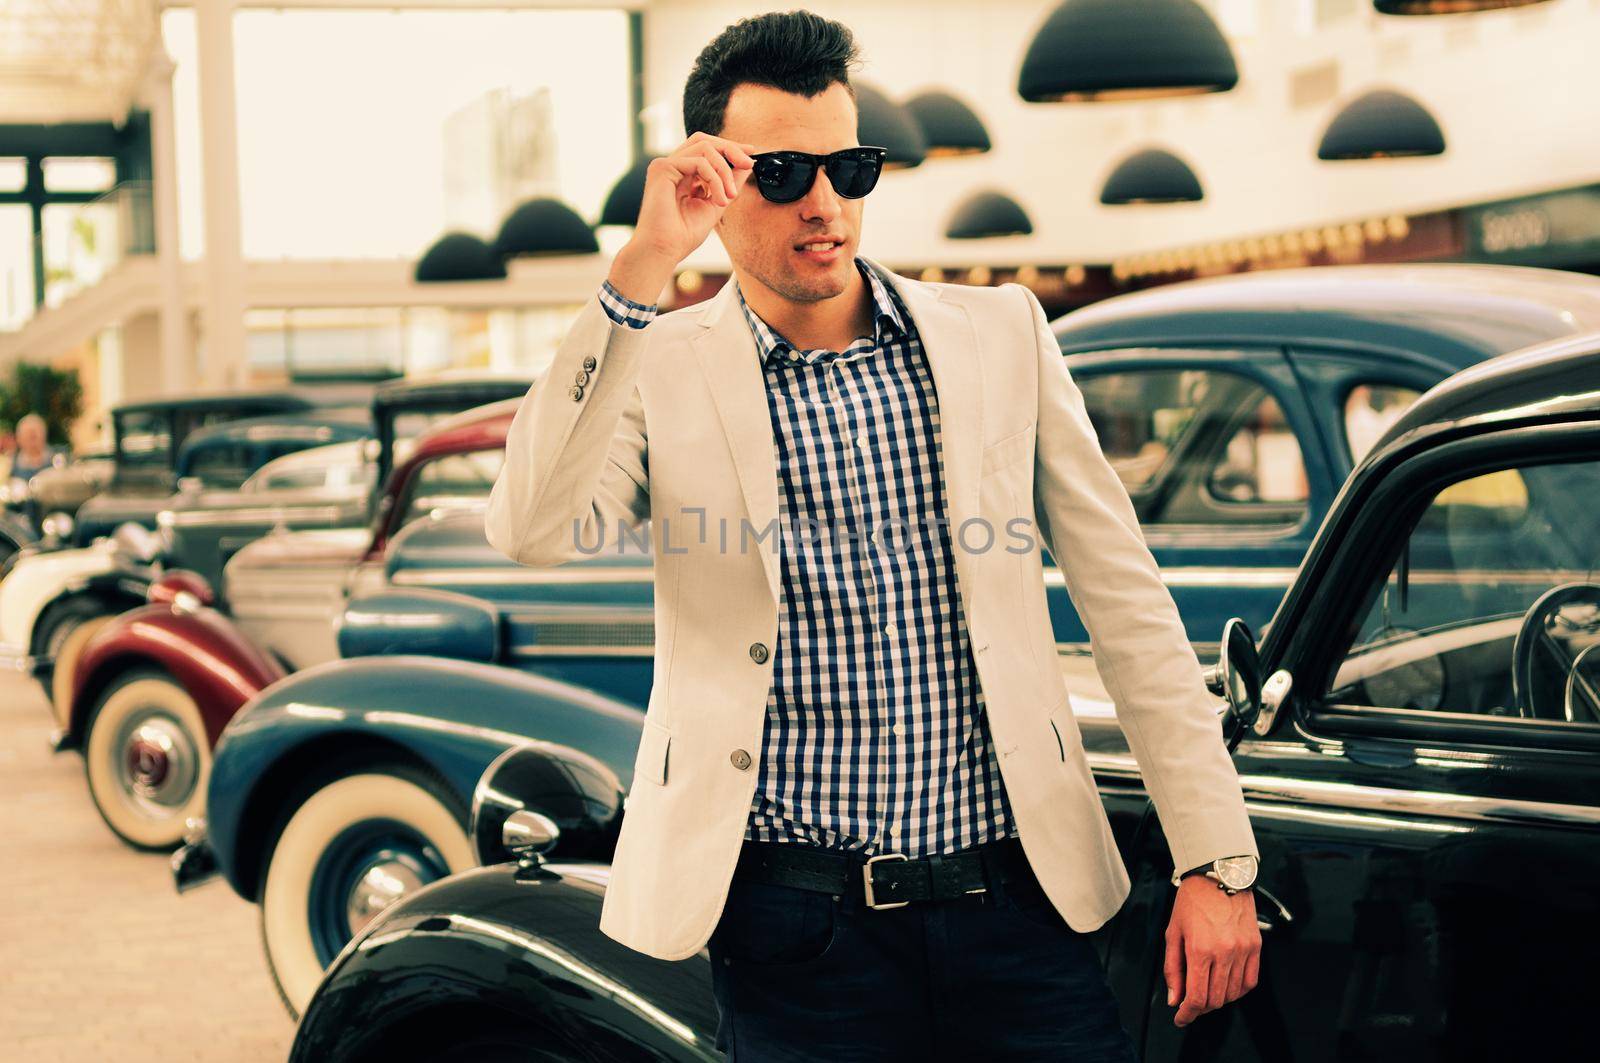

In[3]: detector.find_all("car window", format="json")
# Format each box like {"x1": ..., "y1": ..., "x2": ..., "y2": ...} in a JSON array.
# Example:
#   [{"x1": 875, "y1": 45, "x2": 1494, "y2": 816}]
[
  {"x1": 397, "y1": 449, "x2": 505, "y2": 530},
  {"x1": 1329, "y1": 459, "x2": 1600, "y2": 725},
  {"x1": 1344, "y1": 383, "x2": 1422, "y2": 464},
  {"x1": 180, "y1": 443, "x2": 256, "y2": 488},
  {"x1": 1077, "y1": 366, "x2": 1308, "y2": 528},
  {"x1": 1206, "y1": 394, "x2": 1308, "y2": 505},
  {"x1": 115, "y1": 410, "x2": 171, "y2": 471}
]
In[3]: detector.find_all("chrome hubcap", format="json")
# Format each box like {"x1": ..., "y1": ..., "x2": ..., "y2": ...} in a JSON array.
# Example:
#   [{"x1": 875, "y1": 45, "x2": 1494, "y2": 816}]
[
  {"x1": 116, "y1": 715, "x2": 199, "y2": 812},
  {"x1": 344, "y1": 860, "x2": 426, "y2": 935}
]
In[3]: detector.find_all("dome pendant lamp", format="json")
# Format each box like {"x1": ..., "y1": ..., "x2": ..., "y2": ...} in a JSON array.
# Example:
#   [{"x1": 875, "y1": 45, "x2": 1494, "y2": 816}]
[
  {"x1": 600, "y1": 157, "x2": 660, "y2": 227},
  {"x1": 1099, "y1": 148, "x2": 1204, "y2": 205},
  {"x1": 855, "y1": 82, "x2": 927, "y2": 169},
  {"x1": 1317, "y1": 89, "x2": 1445, "y2": 160},
  {"x1": 903, "y1": 90, "x2": 992, "y2": 157},
  {"x1": 494, "y1": 197, "x2": 600, "y2": 257},
  {"x1": 946, "y1": 191, "x2": 1033, "y2": 239},
  {"x1": 415, "y1": 232, "x2": 506, "y2": 282},
  {"x1": 1018, "y1": 0, "x2": 1239, "y2": 103},
  {"x1": 1375, "y1": 1, "x2": 1553, "y2": 15}
]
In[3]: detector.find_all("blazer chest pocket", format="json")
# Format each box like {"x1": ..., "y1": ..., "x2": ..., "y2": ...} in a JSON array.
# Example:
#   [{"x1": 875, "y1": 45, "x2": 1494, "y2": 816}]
[
  {"x1": 981, "y1": 422, "x2": 1036, "y2": 474},
  {"x1": 634, "y1": 718, "x2": 672, "y2": 787}
]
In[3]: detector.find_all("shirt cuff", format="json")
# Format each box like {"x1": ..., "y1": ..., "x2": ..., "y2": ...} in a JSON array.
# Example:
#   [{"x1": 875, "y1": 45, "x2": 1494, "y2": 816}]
[{"x1": 598, "y1": 279, "x2": 659, "y2": 330}]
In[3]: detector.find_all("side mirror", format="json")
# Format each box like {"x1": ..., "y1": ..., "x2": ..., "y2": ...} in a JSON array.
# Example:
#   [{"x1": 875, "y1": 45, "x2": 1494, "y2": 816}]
[
  {"x1": 1216, "y1": 617, "x2": 1262, "y2": 753},
  {"x1": 469, "y1": 743, "x2": 625, "y2": 871}
]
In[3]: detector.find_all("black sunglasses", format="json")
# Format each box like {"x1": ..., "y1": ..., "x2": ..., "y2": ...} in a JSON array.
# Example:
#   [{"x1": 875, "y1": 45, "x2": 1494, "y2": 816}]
[{"x1": 749, "y1": 146, "x2": 889, "y2": 204}]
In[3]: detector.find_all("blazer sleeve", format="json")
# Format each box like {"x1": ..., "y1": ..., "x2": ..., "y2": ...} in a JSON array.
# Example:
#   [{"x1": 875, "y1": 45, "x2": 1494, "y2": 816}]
[
  {"x1": 485, "y1": 289, "x2": 653, "y2": 566},
  {"x1": 1015, "y1": 282, "x2": 1259, "y2": 876}
]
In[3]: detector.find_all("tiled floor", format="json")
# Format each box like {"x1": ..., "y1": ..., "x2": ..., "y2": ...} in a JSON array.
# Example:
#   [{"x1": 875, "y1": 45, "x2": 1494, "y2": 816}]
[{"x1": 0, "y1": 670, "x2": 293, "y2": 1062}]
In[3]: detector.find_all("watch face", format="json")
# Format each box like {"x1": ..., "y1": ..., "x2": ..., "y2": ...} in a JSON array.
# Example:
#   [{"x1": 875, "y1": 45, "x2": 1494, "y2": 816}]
[{"x1": 1214, "y1": 856, "x2": 1258, "y2": 890}]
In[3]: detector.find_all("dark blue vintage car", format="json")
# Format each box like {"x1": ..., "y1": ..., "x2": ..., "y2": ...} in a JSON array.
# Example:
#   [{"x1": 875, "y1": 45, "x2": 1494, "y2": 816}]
[
  {"x1": 286, "y1": 321, "x2": 1600, "y2": 1061},
  {"x1": 173, "y1": 263, "x2": 1600, "y2": 1017}
]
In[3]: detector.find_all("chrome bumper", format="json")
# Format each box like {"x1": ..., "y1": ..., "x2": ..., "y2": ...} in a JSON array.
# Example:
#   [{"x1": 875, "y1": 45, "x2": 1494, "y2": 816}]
[{"x1": 171, "y1": 819, "x2": 219, "y2": 893}]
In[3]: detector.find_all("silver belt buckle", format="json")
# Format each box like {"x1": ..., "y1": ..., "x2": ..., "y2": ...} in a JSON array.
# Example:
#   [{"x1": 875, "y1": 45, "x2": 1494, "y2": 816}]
[{"x1": 863, "y1": 852, "x2": 910, "y2": 910}]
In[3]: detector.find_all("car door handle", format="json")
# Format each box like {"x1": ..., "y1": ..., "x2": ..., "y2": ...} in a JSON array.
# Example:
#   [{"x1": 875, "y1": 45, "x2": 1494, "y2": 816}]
[{"x1": 1254, "y1": 884, "x2": 1293, "y2": 933}]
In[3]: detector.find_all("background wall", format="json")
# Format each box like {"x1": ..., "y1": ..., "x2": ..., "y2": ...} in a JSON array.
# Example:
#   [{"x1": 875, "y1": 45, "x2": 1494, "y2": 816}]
[{"x1": 640, "y1": 0, "x2": 1600, "y2": 267}]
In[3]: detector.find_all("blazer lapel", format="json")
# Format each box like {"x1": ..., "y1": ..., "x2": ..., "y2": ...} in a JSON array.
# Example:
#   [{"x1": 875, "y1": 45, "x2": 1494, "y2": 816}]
[
  {"x1": 688, "y1": 261, "x2": 986, "y2": 617},
  {"x1": 690, "y1": 278, "x2": 783, "y2": 603},
  {"x1": 869, "y1": 258, "x2": 987, "y2": 628}
]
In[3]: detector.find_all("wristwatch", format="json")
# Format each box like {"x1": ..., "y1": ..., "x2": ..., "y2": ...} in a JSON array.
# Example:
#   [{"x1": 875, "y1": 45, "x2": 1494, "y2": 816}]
[{"x1": 1170, "y1": 855, "x2": 1258, "y2": 895}]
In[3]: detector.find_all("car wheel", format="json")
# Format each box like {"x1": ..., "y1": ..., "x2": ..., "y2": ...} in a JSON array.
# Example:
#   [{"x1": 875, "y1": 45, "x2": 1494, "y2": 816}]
[
  {"x1": 47, "y1": 607, "x2": 115, "y2": 732},
  {"x1": 82, "y1": 670, "x2": 211, "y2": 851},
  {"x1": 260, "y1": 768, "x2": 472, "y2": 1018}
]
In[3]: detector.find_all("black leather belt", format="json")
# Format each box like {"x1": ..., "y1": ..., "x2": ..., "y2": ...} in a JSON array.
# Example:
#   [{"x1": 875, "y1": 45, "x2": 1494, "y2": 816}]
[{"x1": 734, "y1": 835, "x2": 1033, "y2": 910}]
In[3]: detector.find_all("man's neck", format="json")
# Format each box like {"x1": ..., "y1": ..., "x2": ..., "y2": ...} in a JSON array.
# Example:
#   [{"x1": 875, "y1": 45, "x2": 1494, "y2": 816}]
[{"x1": 737, "y1": 260, "x2": 875, "y2": 354}]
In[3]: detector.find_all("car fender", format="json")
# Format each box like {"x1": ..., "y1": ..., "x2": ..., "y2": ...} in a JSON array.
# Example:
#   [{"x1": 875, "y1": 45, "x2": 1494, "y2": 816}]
[
  {"x1": 290, "y1": 863, "x2": 719, "y2": 1063},
  {"x1": 0, "y1": 540, "x2": 122, "y2": 654},
  {"x1": 0, "y1": 510, "x2": 37, "y2": 554},
  {"x1": 69, "y1": 601, "x2": 286, "y2": 747},
  {"x1": 206, "y1": 654, "x2": 644, "y2": 900}
]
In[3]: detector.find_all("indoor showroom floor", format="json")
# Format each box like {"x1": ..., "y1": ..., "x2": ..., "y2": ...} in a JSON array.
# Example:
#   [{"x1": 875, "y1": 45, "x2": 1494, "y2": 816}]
[{"x1": 1, "y1": 669, "x2": 292, "y2": 1062}]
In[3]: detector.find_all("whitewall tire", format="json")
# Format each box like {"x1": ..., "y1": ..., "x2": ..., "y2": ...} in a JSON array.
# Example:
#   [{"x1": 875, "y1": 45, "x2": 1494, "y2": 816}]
[
  {"x1": 259, "y1": 769, "x2": 472, "y2": 1017},
  {"x1": 83, "y1": 671, "x2": 211, "y2": 851},
  {"x1": 50, "y1": 612, "x2": 114, "y2": 732}
]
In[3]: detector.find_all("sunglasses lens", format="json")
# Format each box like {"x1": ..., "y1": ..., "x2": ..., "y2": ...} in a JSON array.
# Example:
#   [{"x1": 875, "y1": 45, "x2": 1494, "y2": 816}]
[
  {"x1": 755, "y1": 156, "x2": 815, "y2": 203},
  {"x1": 827, "y1": 152, "x2": 883, "y2": 199}
]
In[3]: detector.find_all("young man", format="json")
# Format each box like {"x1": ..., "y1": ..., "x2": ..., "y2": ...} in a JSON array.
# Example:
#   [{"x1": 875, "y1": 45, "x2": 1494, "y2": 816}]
[{"x1": 486, "y1": 10, "x2": 1261, "y2": 1060}]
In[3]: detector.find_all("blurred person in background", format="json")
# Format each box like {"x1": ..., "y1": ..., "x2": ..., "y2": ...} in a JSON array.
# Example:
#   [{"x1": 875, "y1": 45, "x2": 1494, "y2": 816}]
[{"x1": 7, "y1": 413, "x2": 64, "y2": 483}]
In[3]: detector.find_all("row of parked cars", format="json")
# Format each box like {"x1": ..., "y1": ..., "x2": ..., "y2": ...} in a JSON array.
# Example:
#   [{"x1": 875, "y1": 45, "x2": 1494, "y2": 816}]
[{"x1": 6, "y1": 262, "x2": 1598, "y2": 1061}]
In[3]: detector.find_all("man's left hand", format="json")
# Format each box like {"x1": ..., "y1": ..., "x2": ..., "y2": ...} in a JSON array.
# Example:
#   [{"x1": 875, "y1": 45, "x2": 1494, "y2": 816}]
[{"x1": 1163, "y1": 875, "x2": 1261, "y2": 1027}]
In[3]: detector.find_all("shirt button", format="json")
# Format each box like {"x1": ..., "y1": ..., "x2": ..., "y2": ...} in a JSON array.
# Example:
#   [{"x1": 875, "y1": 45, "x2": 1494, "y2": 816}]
[
  {"x1": 730, "y1": 749, "x2": 752, "y2": 770},
  {"x1": 889, "y1": 825, "x2": 901, "y2": 837},
  {"x1": 892, "y1": 723, "x2": 904, "y2": 737},
  {"x1": 569, "y1": 384, "x2": 584, "y2": 402},
  {"x1": 883, "y1": 622, "x2": 897, "y2": 636},
  {"x1": 749, "y1": 642, "x2": 769, "y2": 664},
  {"x1": 582, "y1": 355, "x2": 598, "y2": 371}
]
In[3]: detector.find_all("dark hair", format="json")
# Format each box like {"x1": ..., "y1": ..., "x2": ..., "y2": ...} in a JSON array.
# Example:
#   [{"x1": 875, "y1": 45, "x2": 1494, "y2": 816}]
[{"x1": 683, "y1": 10, "x2": 862, "y2": 138}]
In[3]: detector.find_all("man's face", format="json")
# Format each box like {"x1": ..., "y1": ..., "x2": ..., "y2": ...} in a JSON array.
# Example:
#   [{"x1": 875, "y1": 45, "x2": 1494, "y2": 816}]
[
  {"x1": 714, "y1": 81, "x2": 864, "y2": 304},
  {"x1": 17, "y1": 420, "x2": 42, "y2": 450}
]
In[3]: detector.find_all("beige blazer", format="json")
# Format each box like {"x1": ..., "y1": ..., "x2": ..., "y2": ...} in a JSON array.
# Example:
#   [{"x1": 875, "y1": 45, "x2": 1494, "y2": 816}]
[{"x1": 485, "y1": 257, "x2": 1258, "y2": 961}]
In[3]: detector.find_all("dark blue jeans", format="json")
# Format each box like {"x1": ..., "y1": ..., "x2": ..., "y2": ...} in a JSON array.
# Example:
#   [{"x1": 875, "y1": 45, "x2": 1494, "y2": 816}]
[{"x1": 706, "y1": 849, "x2": 1140, "y2": 1062}]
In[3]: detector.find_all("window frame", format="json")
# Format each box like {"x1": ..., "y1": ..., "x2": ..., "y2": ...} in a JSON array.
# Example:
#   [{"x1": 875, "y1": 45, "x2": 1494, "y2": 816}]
[
  {"x1": 1067, "y1": 349, "x2": 1317, "y2": 538},
  {"x1": 1276, "y1": 420, "x2": 1600, "y2": 753}
]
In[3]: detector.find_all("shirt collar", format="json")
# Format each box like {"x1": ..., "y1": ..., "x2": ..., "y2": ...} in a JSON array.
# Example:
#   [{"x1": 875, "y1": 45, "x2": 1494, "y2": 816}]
[{"x1": 736, "y1": 256, "x2": 909, "y2": 366}]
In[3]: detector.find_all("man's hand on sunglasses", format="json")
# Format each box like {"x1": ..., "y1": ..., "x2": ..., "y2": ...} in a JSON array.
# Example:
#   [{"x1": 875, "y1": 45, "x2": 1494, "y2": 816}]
[{"x1": 610, "y1": 132, "x2": 756, "y2": 303}]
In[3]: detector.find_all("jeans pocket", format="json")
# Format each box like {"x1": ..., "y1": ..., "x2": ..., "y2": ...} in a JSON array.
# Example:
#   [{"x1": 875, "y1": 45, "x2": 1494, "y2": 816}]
[
  {"x1": 715, "y1": 879, "x2": 841, "y2": 968},
  {"x1": 1001, "y1": 875, "x2": 1070, "y2": 933}
]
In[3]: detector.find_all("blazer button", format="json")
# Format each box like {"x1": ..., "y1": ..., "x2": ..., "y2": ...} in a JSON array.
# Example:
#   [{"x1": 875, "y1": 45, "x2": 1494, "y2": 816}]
[
  {"x1": 569, "y1": 384, "x2": 584, "y2": 402},
  {"x1": 574, "y1": 369, "x2": 590, "y2": 387},
  {"x1": 730, "y1": 749, "x2": 752, "y2": 770},
  {"x1": 748, "y1": 642, "x2": 769, "y2": 664},
  {"x1": 582, "y1": 355, "x2": 598, "y2": 371}
]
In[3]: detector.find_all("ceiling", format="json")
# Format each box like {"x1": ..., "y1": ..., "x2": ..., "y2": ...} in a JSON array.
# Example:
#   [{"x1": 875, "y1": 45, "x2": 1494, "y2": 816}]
[{"x1": 0, "y1": 0, "x2": 162, "y2": 124}]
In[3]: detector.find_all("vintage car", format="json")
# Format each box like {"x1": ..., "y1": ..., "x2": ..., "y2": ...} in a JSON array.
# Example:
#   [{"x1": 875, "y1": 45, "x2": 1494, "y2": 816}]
[
  {"x1": 0, "y1": 413, "x2": 372, "y2": 725},
  {"x1": 57, "y1": 387, "x2": 525, "y2": 856},
  {"x1": 164, "y1": 261, "x2": 1600, "y2": 1016},
  {"x1": 62, "y1": 389, "x2": 364, "y2": 548},
  {"x1": 285, "y1": 324, "x2": 1600, "y2": 1061},
  {"x1": 2, "y1": 376, "x2": 530, "y2": 734}
]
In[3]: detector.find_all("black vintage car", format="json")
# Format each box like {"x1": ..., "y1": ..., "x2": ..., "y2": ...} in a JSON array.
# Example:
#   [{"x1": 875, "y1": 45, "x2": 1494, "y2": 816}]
[{"x1": 288, "y1": 332, "x2": 1600, "y2": 1062}]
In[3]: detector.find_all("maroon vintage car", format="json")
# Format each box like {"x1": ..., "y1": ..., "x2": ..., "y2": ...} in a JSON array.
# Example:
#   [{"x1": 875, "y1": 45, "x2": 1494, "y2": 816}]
[{"x1": 62, "y1": 397, "x2": 518, "y2": 850}]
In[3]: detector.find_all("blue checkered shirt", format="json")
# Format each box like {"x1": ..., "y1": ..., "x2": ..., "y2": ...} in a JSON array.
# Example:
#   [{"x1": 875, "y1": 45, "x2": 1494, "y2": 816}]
[{"x1": 597, "y1": 262, "x2": 1017, "y2": 857}]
